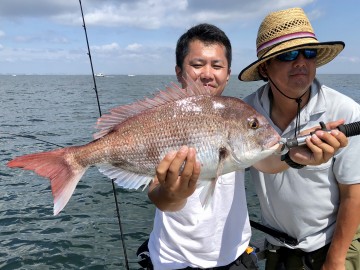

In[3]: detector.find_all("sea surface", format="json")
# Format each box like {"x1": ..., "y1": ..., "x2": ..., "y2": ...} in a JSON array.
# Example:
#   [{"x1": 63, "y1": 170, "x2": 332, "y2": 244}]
[{"x1": 1, "y1": 74, "x2": 359, "y2": 269}]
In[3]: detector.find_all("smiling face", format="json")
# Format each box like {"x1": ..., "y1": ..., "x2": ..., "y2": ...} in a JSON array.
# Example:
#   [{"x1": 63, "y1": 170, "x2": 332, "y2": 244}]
[{"x1": 176, "y1": 39, "x2": 231, "y2": 96}]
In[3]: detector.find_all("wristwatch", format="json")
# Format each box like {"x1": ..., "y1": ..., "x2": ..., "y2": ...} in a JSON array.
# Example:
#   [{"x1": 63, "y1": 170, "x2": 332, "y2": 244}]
[{"x1": 281, "y1": 152, "x2": 306, "y2": 169}]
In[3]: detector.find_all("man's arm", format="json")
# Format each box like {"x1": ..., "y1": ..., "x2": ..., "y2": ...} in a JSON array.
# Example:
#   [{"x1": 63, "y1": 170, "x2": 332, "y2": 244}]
[
  {"x1": 148, "y1": 146, "x2": 201, "y2": 212},
  {"x1": 322, "y1": 183, "x2": 360, "y2": 270}
]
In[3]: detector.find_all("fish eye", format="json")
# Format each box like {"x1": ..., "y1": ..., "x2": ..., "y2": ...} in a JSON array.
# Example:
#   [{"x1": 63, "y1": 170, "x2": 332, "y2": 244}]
[{"x1": 248, "y1": 118, "x2": 259, "y2": 129}]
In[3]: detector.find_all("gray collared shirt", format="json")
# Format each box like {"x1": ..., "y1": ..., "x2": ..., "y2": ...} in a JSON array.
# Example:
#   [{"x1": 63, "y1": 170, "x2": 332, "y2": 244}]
[{"x1": 244, "y1": 78, "x2": 360, "y2": 252}]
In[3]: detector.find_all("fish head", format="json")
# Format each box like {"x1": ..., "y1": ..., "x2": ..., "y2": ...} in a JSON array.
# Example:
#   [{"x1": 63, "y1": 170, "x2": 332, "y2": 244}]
[{"x1": 228, "y1": 110, "x2": 281, "y2": 168}]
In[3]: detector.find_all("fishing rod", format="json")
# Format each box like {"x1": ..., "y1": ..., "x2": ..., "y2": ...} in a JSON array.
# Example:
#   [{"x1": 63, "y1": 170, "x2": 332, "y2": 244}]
[
  {"x1": 279, "y1": 121, "x2": 360, "y2": 154},
  {"x1": 78, "y1": 0, "x2": 102, "y2": 117},
  {"x1": 78, "y1": 1, "x2": 130, "y2": 269}
]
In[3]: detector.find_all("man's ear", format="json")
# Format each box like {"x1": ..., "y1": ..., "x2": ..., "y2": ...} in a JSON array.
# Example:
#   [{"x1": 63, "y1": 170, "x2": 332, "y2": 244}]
[
  {"x1": 175, "y1": 66, "x2": 182, "y2": 83},
  {"x1": 226, "y1": 68, "x2": 231, "y2": 84},
  {"x1": 259, "y1": 63, "x2": 268, "y2": 78}
]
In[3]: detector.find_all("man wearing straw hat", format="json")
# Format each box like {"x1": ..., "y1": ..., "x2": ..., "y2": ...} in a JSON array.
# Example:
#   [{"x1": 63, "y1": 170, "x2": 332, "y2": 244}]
[{"x1": 240, "y1": 7, "x2": 360, "y2": 270}]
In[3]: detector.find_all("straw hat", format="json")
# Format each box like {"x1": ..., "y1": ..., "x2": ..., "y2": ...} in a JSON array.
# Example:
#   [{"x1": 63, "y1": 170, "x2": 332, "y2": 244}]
[{"x1": 238, "y1": 7, "x2": 345, "y2": 81}]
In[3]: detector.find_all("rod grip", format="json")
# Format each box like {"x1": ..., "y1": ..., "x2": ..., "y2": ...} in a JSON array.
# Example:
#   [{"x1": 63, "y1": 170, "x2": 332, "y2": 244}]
[{"x1": 337, "y1": 121, "x2": 360, "y2": 137}]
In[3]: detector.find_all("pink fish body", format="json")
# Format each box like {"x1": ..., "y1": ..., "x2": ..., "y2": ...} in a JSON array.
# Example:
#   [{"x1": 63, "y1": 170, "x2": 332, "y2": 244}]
[{"x1": 7, "y1": 80, "x2": 280, "y2": 215}]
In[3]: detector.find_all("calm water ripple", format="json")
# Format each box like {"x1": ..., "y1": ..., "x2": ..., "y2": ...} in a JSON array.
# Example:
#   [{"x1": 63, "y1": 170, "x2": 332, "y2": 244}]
[{"x1": 0, "y1": 74, "x2": 359, "y2": 269}]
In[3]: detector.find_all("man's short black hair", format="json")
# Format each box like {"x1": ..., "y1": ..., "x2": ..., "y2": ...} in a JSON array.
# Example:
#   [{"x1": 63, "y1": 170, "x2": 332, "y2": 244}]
[{"x1": 175, "y1": 23, "x2": 232, "y2": 70}]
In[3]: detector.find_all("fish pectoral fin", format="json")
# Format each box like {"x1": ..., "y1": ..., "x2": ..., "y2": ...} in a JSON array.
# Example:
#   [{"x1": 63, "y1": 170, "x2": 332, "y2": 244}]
[
  {"x1": 97, "y1": 164, "x2": 152, "y2": 190},
  {"x1": 198, "y1": 179, "x2": 217, "y2": 209}
]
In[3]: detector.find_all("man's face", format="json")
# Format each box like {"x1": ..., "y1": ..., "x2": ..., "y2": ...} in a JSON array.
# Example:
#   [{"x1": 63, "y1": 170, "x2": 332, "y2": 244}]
[
  {"x1": 264, "y1": 51, "x2": 316, "y2": 97},
  {"x1": 176, "y1": 39, "x2": 231, "y2": 96}
]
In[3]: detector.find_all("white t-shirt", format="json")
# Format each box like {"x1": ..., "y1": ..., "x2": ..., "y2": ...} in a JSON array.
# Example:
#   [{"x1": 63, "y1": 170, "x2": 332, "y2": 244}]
[
  {"x1": 148, "y1": 171, "x2": 251, "y2": 270},
  {"x1": 244, "y1": 78, "x2": 360, "y2": 252}
]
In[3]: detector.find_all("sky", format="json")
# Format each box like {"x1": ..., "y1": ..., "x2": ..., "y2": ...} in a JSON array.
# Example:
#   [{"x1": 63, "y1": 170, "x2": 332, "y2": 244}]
[{"x1": 0, "y1": 0, "x2": 359, "y2": 75}]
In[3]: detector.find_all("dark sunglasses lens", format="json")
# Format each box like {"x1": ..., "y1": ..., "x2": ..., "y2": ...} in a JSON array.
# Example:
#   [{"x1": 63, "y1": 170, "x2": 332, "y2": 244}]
[
  {"x1": 276, "y1": 50, "x2": 299, "y2": 61},
  {"x1": 304, "y1": 49, "x2": 317, "y2": 59},
  {"x1": 276, "y1": 49, "x2": 318, "y2": 61}
]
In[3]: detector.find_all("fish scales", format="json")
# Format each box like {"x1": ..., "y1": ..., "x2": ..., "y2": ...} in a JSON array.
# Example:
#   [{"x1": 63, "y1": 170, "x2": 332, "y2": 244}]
[
  {"x1": 7, "y1": 80, "x2": 280, "y2": 215},
  {"x1": 90, "y1": 96, "x2": 238, "y2": 175}
]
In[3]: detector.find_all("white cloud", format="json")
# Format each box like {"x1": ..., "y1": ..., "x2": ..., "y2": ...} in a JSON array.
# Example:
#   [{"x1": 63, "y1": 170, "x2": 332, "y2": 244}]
[
  {"x1": 0, "y1": 0, "x2": 77, "y2": 17},
  {"x1": 0, "y1": 0, "x2": 314, "y2": 29},
  {"x1": 126, "y1": 43, "x2": 143, "y2": 52},
  {"x1": 306, "y1": 8, "x2": 323, "y2": 20},
  {"x1": 92, "y1": 42, "x2": 120, "y2": 51},
  {"x1": 79, "y1": 0, "x2": 188, "y2": 28},
  {"x1": 339, "y1": 55, "x2": 360, "y2": 63},
  {"x1": 0, "y1": 0, "x2": 358, "y2": 75},
  {"x1": 0, "y1": 47, "x2": 83, "y2": 63}
]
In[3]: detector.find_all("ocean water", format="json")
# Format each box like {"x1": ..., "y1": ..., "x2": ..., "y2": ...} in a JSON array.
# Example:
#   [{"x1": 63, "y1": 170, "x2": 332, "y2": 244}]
[{"x1": 1, "y1": 74, "x2": 359, "y2": 269}]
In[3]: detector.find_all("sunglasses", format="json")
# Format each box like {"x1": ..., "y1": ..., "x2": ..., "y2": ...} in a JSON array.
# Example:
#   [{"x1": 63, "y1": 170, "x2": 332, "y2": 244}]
[{"x1": 276, "y1": 49, "x2": 318, "y2": 62}]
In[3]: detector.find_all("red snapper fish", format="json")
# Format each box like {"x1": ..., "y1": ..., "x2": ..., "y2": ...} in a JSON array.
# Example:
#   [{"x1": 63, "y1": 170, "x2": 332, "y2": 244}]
[{"x1": 7, "y1": 80, "x2": 280, "y2": 215}]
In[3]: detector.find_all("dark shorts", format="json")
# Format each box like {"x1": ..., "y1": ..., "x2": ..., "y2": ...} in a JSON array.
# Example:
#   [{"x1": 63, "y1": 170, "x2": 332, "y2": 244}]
[
  {"x1": 265, "y1": 241, "x2": 330, "y2": 270},
  {"x1": 137, "y1": 239, "x2": 259, "y2": 270},
  {"x1": 265, "y1": 226, "x2": 360, "y2": 270}
]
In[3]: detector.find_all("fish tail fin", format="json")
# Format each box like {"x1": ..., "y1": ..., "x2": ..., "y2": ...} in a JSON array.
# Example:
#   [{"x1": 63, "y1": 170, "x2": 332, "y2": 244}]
[
  {"x1": 7, "y1": 147, "x2": 86, "y2": 215},
  {"x1": 199, "y1": 180, "x2": 216, "y2": 209}
]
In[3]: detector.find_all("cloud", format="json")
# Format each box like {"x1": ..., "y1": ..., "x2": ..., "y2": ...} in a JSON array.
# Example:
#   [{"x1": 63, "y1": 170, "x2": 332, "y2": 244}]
[
  {"x1": 69, "y1": 0, "x2": 189, "y2": 29},
  {"x1": 305, "y1": 8, "x2": 323, "y2": 21},
  {"x1": 0, "y1": 0, "x2": 77, "y2": 17},
  {"x1": 13, "y1": 33, "x2": 69, "y2": 45},
  {"x1": 125, "y1": 43, "x2": 143, "y2": 52},
  {"x1": 1, "y1": 0, "x2": 357, "y2": 75},
  {"x1": 91, "y1": 42, "x2": 120, "y2": 54},
  {"x1": 338, "y1": 55, "x2": 360, "y2": 63},
  {"x1": 94, "y1": 42, "x2": 120, "y2": 51},
  {"x1": 0, "y1": 0, "x2": 314, "y2": 29},
  {"x1": 0, "y1": 47, "x2": 83, "y2": 63},
  {"x1": 67, "y1": 0, "x2": 315, "y2": 29}
]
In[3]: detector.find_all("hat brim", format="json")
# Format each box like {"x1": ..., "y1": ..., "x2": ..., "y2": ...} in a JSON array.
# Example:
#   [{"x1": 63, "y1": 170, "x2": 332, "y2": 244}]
[{"x1": 238, "y1": 40, "x2": 345, "y2": 81}]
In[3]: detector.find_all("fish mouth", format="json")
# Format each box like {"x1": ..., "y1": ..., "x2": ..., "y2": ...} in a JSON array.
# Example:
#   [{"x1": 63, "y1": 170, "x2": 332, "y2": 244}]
[
  {"x1": 267, "y1": 143, "x2": 281, "y2": 153},
  {"x1": 263, "y1": 133, "x2": 281, "y2": 150},
  {"x1": 229, "y1": 142, "x2": 281, "y2": 169},
  {"x1": 258, "y1": 143, "x2": 281, "y2": 157}
]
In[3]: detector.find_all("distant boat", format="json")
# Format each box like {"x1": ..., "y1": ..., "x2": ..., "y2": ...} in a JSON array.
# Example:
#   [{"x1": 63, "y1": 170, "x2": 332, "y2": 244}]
[
  {"x1": 95, "y1": 73, "x2": 105, "y2": 77},
  {"x1": 128, "y1": 74, "x2": 135, "y2": 77}
]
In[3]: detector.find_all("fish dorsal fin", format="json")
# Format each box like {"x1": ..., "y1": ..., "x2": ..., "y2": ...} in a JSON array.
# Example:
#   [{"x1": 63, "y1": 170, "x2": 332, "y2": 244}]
[{"x1": 93, "y1": 77, "x2": 212, "y2": 139}]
